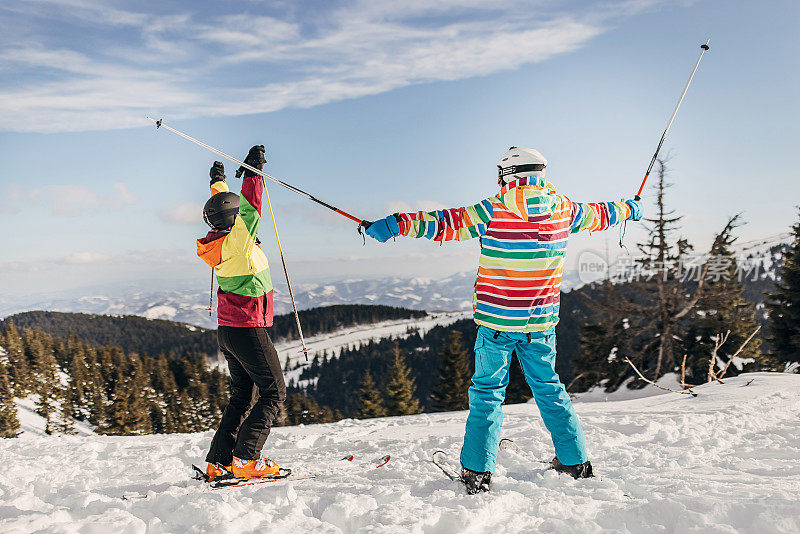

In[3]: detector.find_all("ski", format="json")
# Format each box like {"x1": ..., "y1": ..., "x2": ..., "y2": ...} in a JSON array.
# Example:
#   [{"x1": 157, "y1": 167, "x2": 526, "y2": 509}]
[
  {"x1": 209, "y1": 472, "x2": 316, "y2": 489},
  {"x1": 431, "y1": 450, "x2": 461, "y2": 481},
  {"x1": 340, "y1": 454, "x2": 392, "y2": 468},
  {"x1": 122, "y1": 468, "x2": 311, "y2": 500},
  {"x1": 499, "y1": 438, "x2": 550, "y2": 465},
  {"x1": 191, "y1": 464, "x2": 310, "y2": 488}
]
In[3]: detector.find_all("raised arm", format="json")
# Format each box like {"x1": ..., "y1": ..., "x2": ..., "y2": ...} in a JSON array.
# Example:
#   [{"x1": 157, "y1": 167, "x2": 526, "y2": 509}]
[
  {"x1": 365, "y1": 198, "x2": 496, "y2": 243},
  {"x1": 227, "y1": 145, "x2": 267, "y2": 253},
  {"x1": 209, "y1": 160, "x2": 230, "y2": 196},
  {"x1": 566, "y1": 197, "x2": 641, "y2": 234}
]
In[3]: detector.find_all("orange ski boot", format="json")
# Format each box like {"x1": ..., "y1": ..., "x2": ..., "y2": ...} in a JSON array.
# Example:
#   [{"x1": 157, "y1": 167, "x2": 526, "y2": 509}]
[
  {"x1": 206, "y1": 462, "x2": 232, "y2": 482},
  {"x1": 231, "y1": 456, "x2": 280, "y2": 479}
]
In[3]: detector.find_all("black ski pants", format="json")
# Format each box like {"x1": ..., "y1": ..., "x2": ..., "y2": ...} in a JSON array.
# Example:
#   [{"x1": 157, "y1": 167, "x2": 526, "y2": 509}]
[{"x1": 206, "y1": 326, "x2": 286, "y2": 466}]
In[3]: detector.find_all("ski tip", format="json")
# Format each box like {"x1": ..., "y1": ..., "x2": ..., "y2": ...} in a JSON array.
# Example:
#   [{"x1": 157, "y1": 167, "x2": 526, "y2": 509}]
[
  {"x1": 375, "y1": 455, "x2": 391, "y2": 468},
  {"x1": 341, "y1": 455, "x2": 354, "y2": 462}
]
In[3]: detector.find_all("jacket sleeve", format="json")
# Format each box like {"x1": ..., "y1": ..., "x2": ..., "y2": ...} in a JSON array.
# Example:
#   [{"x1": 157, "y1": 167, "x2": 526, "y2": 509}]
[
  {"x1": 210, "y1": 179, "x2": 230, "y2": 196},
  {"x1": 566, "y1": 197, "x2": 633, "y2": 234},
  {"x1": 226, "y1": 174, "x2": 263, "y2": 254},
  {"x1": 395, "y1": 198, "x2": 495, "y2": 241}
]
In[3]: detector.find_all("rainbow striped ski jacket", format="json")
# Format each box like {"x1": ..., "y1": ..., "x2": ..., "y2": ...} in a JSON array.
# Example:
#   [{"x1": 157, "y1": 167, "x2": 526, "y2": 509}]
[
  {"x1": 196, "y1": 175, "x2": 274, "y2": 327},
  {"x1": 395, "y1": 176, "x2": 634, "y2": 333}
]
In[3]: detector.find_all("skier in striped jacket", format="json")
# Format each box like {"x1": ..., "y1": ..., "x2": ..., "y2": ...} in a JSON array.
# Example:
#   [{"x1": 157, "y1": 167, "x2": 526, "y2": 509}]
[{"x1": 364, "y1": 147, "x2": 642, "y2": 493}]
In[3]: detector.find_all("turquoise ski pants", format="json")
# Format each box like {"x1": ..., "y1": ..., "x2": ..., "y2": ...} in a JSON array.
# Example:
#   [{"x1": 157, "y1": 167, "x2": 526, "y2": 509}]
[{"x1": 460, "y1": 326, "x2": 587, "y2": 473}]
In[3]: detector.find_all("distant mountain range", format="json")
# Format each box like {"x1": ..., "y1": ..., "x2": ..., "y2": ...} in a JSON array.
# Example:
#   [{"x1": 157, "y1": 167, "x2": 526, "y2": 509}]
[{"x1": 0, "y1": 272, "x2": 482, "y2": 329}]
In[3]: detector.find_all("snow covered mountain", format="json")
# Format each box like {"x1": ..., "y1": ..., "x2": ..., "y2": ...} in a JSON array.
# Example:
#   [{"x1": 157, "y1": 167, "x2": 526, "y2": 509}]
[
  {"x1": 1, "y1": 372, "x2": 798, "y2": 532},
  {"x1": 0, "y1": 273, "x2": 477, "y2": 330}
]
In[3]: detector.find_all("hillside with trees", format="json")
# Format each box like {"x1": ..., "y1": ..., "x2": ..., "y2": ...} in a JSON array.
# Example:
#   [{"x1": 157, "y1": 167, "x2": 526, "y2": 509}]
[{"x1": 1, "y1": 305, "x2": 427, "y2": 359}]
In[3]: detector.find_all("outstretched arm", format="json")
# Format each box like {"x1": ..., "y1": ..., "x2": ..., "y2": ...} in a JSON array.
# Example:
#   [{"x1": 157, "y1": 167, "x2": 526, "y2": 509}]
[
  {"x1": 366, "y1": 198, "x2": 496, "y2": 243},
  {"x1": 566, "y1": 197, "x2": 641, "y2": 234}
]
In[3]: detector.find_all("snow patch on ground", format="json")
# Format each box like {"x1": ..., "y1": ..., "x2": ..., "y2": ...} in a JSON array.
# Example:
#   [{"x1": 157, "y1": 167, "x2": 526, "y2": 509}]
[
  {"x1": 573, "y1": 373, "x2": 684, "y2": 403},
  {"x1": 14, "y1": 396, "x2": 95, "y2": 437},
  {"x1": 274, "y1": 312, "x2": 470, "y2": 384},
  {"x1": 0, "y1": 373, "x2": 797, "y2": 533}
]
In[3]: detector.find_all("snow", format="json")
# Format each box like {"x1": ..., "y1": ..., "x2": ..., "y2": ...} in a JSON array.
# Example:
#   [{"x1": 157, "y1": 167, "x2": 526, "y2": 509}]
[
  {"x1": 142, "y1": 306, "x2": 178, "y2": 320},
  {"x1": 14, "y1": 397, "x2": 95, "y2": 437},
  {"x1": 275, "y1": 312, "x2": 470, "y2": 381},
  {"x1": 573, "y1": 374, "x2": 684, "y2": 403},
  {"x1": 1, "y1": 372, "x2": 798, "y2": 533}
]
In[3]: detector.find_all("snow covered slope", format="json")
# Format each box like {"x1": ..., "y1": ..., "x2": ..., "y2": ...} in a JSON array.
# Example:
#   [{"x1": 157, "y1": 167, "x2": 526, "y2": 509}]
[
  {"x1": 274, "y1": 311, "x2": 470, "y2": 373},
  {"x1": 0, "y1": 373, "x2": 798, "y2": 533}
]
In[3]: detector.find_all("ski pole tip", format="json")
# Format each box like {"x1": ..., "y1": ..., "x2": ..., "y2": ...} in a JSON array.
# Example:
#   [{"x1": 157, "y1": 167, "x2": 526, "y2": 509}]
[
  {"x1": 701, "y1": 39, "x2": 710, "y2": 50},
  {"x1": 144, "y1": 116, "x2": 162, "y2": 128}
]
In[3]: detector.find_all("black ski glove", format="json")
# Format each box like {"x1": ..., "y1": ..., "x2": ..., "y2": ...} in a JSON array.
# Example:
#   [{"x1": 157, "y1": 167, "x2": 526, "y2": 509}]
[
  {"x1": 209, "y1": 161, "x2": 226, "y2": 185},
  {"x1": 236, "y1": 145, "x2": 267, "y2": 178}
]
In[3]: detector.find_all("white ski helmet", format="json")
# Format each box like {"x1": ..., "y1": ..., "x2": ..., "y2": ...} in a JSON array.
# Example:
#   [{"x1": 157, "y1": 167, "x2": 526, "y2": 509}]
[{"x1": 497, "y1": 147, "x2": 547, "y2": 185}]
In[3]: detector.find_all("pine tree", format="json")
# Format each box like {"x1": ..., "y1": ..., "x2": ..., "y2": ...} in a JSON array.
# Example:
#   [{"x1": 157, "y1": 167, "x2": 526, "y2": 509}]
[
  {"x1": 1, "y1": 322, "x2": 29, "y2": 395},
  {"x1": 175, "y1": 390, "x2": 194, "y2": 433},
  {"x1": 127, "y1": 357, "x2": 153, "y2": 434},
  {"x1": 634, "y1": 159, "x2": 695, "y2": 380},
  {"x1": 282, "y1": 393, "x2": 340, "y2": 426},
  {"x1": 51, "y1": 384, "x2": 76, "y2": 435},
  {"x1": 68, "y1": 346, "x2": 90, "y2": 421},
  {"x1": 84, "y1": 347, "x2": 107, "y2": 429},
  {"x1": 26, "y1": 328, "x2": 60, "y2": 434},
  {"x1": 767, "y1": 208, "x2": 800, "y2": 371},
  {"x1": 683, "y1": 215, "x2": 763, "y2": 381},
  {"x1": 357, "y1": 369, "x2": 386, "y2": 418},
  {"x1": 430, "y1": 331, "x2": 471, "y2": 411},
  {"x1": 151, "y1": 354, "x2": 180, "y2": 433},
  {"x1": 206, "y1": 368, "x2": 229, "y2": 422},
  {"x1": 0, "y1": 362, "x2": 20, "y2": 438},
  {"x1": 384, "y1": 344, "x2": 422, "y2": 416}
]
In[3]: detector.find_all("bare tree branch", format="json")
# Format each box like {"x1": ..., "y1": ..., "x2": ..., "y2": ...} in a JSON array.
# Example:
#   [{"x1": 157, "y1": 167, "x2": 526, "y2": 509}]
[
  {"x1": 624, "y1": 357, "x2": 697, "y2": 397},
  {"x1": 717, "y1": 325, "x2": 761, "y2": 380},
  {"x1": 708, "y1": 330, "x2": 731, "y2": 383},
  {"x1": 566, "y1": 371, "x2": 590, "y2": 393},
  {"x1": 680, "y1": 353, "x2": 691, "y2": 390}
]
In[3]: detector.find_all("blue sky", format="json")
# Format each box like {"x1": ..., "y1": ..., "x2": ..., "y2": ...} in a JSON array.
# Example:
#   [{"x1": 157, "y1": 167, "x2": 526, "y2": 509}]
[{"x1": 1, "y1": 0, "x2": 798, "y2": 298}]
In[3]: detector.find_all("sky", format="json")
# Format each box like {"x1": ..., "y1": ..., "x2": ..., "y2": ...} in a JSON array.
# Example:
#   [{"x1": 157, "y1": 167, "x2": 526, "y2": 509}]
[{"x1": 0, "y1": 0, "x2": 798, "y2": 299}]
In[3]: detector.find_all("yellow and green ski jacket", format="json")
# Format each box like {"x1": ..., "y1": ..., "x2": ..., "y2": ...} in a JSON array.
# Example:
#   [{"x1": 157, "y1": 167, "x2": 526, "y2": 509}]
[{"x1": 196, "y1": 174, "x2": 274, "y2": 327}]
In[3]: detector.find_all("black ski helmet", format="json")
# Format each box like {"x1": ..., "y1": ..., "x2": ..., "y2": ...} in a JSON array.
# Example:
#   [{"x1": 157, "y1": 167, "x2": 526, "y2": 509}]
[{"x1": 203, "y1": 192, "x2": 239, "y2": 230}]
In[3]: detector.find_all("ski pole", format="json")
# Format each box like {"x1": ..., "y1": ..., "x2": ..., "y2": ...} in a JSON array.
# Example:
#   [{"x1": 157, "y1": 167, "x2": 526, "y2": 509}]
[
  {"x1": 146, "y1": 117, "x2": 311, "y2": 358},
  {"x1": 634, "y1": 39, "x2": 710, "y2": 201},
  {"x1": 261, "y1": 179, "x2": 310, "y2": 359},
  {"x1": 146, "y1": 117, "x2": 365, "y2": 224}
]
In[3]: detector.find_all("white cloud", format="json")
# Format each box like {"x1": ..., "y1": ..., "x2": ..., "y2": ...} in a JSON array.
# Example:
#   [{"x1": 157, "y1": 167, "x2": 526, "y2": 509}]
[
  {"x1": 41, "y1": 185, "x2": 101, "y2": 216},
  {"x1": 110, "y1": 183, "x2": 138, "y2": 210},
  {"x1": 159, "y1": 201, "x2": 204, "y2": 225},
  {"x1": 0, "y1": 182, "x2": 138, "y2": 216},
  {"x1": 0, "y1": 0, "x2": 665, "y2": 133}
]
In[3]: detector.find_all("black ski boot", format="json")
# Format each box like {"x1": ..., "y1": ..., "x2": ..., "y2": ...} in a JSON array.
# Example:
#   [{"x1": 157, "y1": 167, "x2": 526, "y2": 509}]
[
  {"x1": 460, "y1": 468, "x2": 492, "y2": 494},
  {"x1": 551, "y1": 457, "x2": 594, "y2": 479}
]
